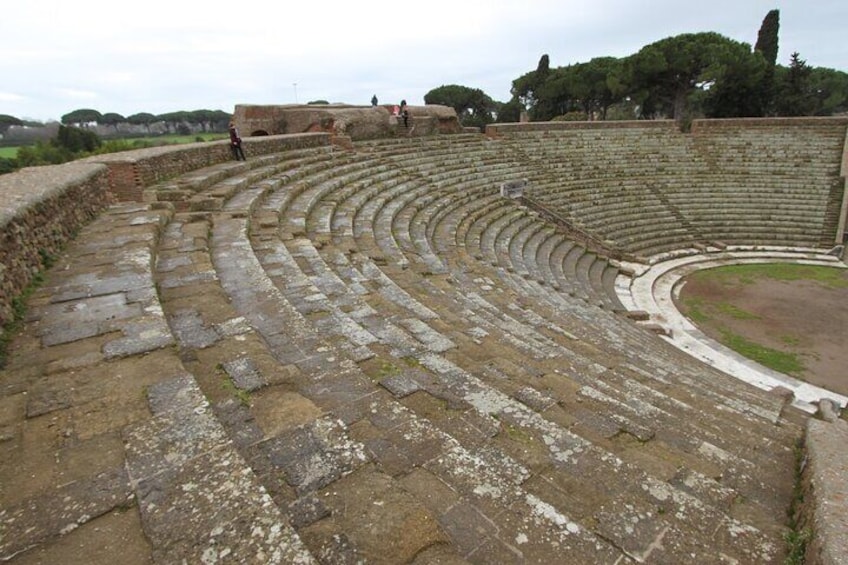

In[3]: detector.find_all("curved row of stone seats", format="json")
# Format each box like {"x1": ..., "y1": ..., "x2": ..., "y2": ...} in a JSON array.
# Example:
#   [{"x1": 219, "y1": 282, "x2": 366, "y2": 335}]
[
  {"x1": 412, "y1": 161, "x2": 788, "y2": 419},
  {"x1": 355, "y1": 140, "x2": 604, "y2": 293},
  {"x1": 215, "y1": 135, "x2": 812, "y2": 560},
  {"x1": 504, "y1": 173, "x2": 702, "y2": 257},
  {"x1": 527, "y1": 170, "x2": 831, "y2": 254},
  {"x1": 414, "y1": 138, "x2": 804, "y2": 428},
  {"x1": 156, "y1": 126, "x2": 840, "y2": 560},
  {"x1": 690, "y1": 119, "x2": 847, "y2": 171},
  {"x1": 264, "y1": 147, "x2": 676, "y2": 490},
  {"x1": 142, "y1": 147, "x2": 339, "y2": 211},
  {"x1": 155, "y1": 183, "x2": 417, "y2": 562},
  {"x1": 364, "y1": 138, "x2": 620, "y2": 308},
  {"x1": 0, "y1": 201, "x2": 319, "y2": 563},
  {"x1": 1, "y1": 138, "x2": 530, "y2": 562},
  {"x1": 310, "y1": 150, "x2": 768, "y2": 454},
  {"x1": 363, "y1": 140, "x2": 630, "y2": 310},
  {"x1": 488, "y1": 118, "x2": 848, "y2": 257}
]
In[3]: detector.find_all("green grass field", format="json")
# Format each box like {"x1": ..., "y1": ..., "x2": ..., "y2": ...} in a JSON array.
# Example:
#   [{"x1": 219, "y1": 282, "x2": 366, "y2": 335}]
[{"x1": 0, "y1": 134, "x2": 228, "y2": 161}]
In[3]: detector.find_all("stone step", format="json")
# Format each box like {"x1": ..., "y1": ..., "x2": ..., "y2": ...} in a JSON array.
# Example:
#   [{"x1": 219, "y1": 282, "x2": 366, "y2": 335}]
[{"x1": 123, "y1": 374, "x2": 317, "y2": 564}]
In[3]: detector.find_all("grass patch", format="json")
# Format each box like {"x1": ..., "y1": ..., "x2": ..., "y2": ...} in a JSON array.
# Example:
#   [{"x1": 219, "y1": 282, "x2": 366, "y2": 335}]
[
  {"x1": 216, "y1": 363, "x2": 251, "y2": 406},
  {"x1": 680, "y1": 296, "x2": 711, "y2": 323},
  {"x1": 679, "y1": 296, "x2": 758, "y2": 323},
  {"x1": 0, "y1": 271, "x2": 46, "y2": 368},
  {"x1": 504, "y1": 424, "x2": 535, "y2": 443},
  {"x1": 0, "y1": 146, "x2": 18, "y2": 158},
  {"x1": 780, "y1": 334, "x2": 802, "y2": 346},
  {"x1": 361, "y1": 359, "x2": 402, "y2": 382},
  {"x1": 133, "y1": 134, "x2": 228, "y2": 144},
  {"x1": 718, "y1": 329, "x2": 804, "y2": 375},
  {"x1": 219, "y1": 373, "x2": 251, "y2": 406},
  {"x1": 679, "y1": 262, "x2": 848, "y2": 377},
  {"x1": 784, "y1": 439, "x2": 811, "y2": 565},
  {"x1": 784, "y1": 528, "x2": 811, "y2": 565},
  {"x1": 401, "y1": 356, "x2": 421, "y2": 368},
  {"x1": 2, "y1": 134, "x2": 226, "y2": 159},
  {"x1": 716, "y1": 302, "x2": 760, "y2": 320}
]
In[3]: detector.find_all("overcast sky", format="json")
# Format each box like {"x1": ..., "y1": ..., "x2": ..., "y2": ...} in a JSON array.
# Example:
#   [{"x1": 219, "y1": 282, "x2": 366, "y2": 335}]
[{"x1": 2, "y1": 0, "x2": 846, "y2": 122}]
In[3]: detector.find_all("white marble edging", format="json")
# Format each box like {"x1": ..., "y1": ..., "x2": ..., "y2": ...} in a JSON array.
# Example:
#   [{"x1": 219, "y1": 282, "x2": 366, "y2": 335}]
[{"x1": 616, "y1": 246, "x2": 848, "y2": 413}]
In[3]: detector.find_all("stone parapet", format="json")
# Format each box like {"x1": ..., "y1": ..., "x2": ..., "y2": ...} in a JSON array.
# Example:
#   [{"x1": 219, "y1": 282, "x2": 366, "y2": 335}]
[
  {"x1": 801, "y1": 418, "x2": 848, "y2": 564},
  {"x1": 0, "y1": 163, "x2": 112, "y2": 328},
  {"x1": 486, "y1": 120, "x2": 678, "y2": 136},
  {"x1": 691, "y1": 116, "x2": 848, "y2": 132}
]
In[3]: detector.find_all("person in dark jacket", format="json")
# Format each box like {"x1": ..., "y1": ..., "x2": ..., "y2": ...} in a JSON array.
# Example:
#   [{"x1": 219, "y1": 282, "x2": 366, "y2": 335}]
[
  {"x1": 400, "y1": 100, "x2": 409, "y2": 127},
  {"x1": 229, "y1": 122, "x2": 246, "y2": 160}
]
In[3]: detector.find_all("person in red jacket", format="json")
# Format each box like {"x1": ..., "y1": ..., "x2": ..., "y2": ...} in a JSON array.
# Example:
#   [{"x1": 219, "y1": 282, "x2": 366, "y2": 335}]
[{"x1": 229, "y1": 122, "x2": 246, "y2": 160}]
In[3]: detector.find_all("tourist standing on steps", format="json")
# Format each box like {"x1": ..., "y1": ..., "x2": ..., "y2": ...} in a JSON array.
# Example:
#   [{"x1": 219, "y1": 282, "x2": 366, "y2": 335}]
[
  {"x1": 229, "y1": 122, "x2": 246, "y2": 161},
  {"x1": 400, "y1": 99, "x2": 409, "y2": 128}
]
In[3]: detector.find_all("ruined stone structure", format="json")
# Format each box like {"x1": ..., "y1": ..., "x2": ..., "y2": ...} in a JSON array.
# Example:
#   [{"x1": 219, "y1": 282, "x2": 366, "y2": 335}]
[
  {"x1": 231, "y1": 103, "x2": 462, "y2": 139},
  {"x1": 1, "y1": 116, "x2": 847, "y2": 564}
]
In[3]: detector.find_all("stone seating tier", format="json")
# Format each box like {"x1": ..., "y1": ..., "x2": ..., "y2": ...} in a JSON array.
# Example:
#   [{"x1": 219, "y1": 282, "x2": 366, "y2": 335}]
[
  {"x1": 494, "y1": 120, "x2": 846, "y2": 255},
  {"x1": 2, "y1": 120, "x2": 845, "y2": 563}
]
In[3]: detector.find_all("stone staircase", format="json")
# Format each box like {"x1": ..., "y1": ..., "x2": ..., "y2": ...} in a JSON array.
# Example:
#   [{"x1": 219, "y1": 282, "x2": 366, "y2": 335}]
[{"x1": 0, "y1": 132, "x2": 831, "y2": 563}]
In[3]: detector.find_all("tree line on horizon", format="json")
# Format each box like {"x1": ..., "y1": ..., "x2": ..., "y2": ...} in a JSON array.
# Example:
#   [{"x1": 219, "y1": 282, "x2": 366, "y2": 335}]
[
  {"x1": 0, "y1": 109, "x2": 232, "y2": 138},
  {"x1": 0, "y1": 108, "x2": 233, "y2": 174},
  {"x1": 425, "y1": 10, "x2": 848, "y2": 128},
  {"x1": 2, "y1": 9, "x2": 846, "y2": 166}
]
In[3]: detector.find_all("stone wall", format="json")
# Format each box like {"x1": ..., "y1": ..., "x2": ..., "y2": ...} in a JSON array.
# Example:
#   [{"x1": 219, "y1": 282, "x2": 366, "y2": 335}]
[
  {"x1": 689, "y1": 116, "x2": 848, "y2": 132},
  {"x1": 0, "y1": 163, "x2": 112, "y2": 328}
]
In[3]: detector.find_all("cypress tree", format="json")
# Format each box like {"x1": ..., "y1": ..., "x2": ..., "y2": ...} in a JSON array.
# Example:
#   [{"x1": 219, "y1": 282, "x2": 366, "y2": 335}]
[
  {"x1": 755, "y1": 9, "x2": 780, "y2": 66},
  {"x1": 755, "y1": 9, "x2": 780, "y2": 115}
]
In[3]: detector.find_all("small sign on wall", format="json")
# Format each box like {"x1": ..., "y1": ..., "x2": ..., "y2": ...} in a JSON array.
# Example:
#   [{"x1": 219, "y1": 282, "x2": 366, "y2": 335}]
[{"x1": 500, "y1": 179, "x2": 528, "y2": 199}]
